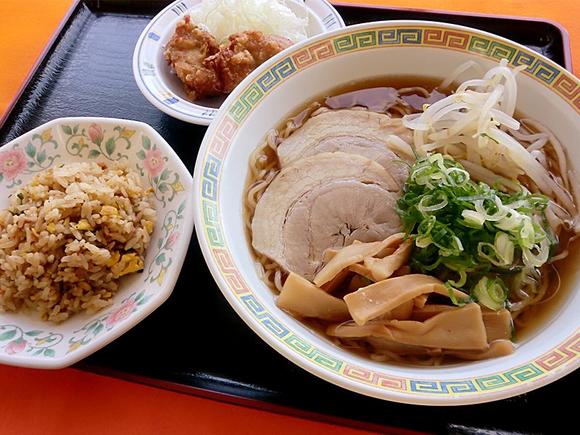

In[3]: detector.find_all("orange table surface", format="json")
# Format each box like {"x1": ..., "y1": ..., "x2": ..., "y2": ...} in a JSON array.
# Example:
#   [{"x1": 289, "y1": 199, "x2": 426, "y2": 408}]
[{"x1": 0, "y1": 0, "x2": 579, "y2": 434}]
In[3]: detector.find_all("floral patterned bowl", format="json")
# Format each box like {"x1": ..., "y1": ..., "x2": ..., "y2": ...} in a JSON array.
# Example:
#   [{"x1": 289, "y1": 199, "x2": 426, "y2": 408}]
[{"x1": 0, "y1": 117, "x2": 193, "y2": 369}]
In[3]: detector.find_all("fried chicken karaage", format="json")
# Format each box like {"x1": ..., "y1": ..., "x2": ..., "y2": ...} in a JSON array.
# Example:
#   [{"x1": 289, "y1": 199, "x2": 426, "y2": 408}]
[
  {"x1": 164, "y1": 17, "x2": 293, "y2": 100},
  {"x1": 206, "y1": 31, "x2": 292, "y2": 93},
  {"x1": 163, "y1": 16, "x2": 222, "y2": 100}
]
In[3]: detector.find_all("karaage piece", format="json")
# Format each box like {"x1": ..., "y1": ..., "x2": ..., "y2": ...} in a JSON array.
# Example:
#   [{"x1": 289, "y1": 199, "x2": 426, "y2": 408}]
[
  {"x1": 163, "y1": 16, "x2": 222, "y2": 100},
  {"x1": 206, "y1": 31, "x2": 293, "y2": 93}
]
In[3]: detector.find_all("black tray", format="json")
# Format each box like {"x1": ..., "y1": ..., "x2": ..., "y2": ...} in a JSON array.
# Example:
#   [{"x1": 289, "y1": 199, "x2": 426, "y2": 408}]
[{"x1": 1, "y1": 1, "x2": 577, "y2": 433}]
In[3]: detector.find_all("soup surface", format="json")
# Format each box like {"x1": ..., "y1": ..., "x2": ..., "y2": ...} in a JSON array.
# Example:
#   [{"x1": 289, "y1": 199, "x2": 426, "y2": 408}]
[{"x1": 244, "y1": 66, "x2": 578, "y2": 365}]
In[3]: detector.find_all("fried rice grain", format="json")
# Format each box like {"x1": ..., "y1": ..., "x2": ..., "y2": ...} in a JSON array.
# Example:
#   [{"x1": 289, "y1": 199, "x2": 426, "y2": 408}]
[{"x1": 0, "y1": 162, "x2": 156, "y2": 322}]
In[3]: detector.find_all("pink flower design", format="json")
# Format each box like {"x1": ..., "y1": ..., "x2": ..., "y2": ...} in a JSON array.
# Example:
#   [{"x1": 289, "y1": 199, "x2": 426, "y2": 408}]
[
  {"x1": 88, "y1": 123, "x2": 104, "y2": 145},
  {"x1": 143, "y1": 148, "x2": 164, "y2": 178},
  {"x1": 5, "y1": 338, "x2": 27, "y2": 355},
  {"x1": 0, "y1": 149, "x2": 27, "y2": 180},
  {"x1": 105, "y1": 298, "x2": 137, "y2": 328},
  {"x1": 165, "y1": 231, "x2": 179, "y2": 249}
]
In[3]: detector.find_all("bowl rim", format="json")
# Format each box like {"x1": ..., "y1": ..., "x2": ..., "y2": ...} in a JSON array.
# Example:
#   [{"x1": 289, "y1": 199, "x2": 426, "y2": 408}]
[
  {"x1": 0, "y1": 116, "x2": 195, "y2": 369},
  {"x1": 193, "y1": 19, "x2": 580, "y2": 405},
  {"x1": 131, "y1": 0, "x2": 346, "y2": 126}
]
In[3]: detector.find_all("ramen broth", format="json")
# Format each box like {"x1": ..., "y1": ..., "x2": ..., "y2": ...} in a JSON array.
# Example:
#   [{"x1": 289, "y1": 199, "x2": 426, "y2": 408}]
[
  {"x1": 246, "y1": 75, "x2": 578, "y2": 364},
  {"x1": 288, "y1": 75, "x2": 447, "y2": 117},
  {"x1": 515, "y1": 239, "x2": 579, "y2": 342}
]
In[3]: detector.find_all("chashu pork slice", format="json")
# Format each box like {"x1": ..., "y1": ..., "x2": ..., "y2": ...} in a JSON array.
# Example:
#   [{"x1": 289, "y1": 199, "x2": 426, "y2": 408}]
[
  {"x1": 277, "y1": 109, "x2": 412, "y2": 186},
  {"x1": 252, "y1": 152, "x2": 402, "y2": 280}
]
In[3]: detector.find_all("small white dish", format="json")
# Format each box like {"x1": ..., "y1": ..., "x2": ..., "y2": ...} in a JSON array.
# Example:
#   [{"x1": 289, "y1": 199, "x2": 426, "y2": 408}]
[
  {"x1": 193, "y1": 20, "x2": 580, "y2": 405},
  {"x1": 132, "y1": 0, "x2": 345, "y2": 126},
  {"x1": 0, "y1": 117, "x2": 194, "y2": 369}
]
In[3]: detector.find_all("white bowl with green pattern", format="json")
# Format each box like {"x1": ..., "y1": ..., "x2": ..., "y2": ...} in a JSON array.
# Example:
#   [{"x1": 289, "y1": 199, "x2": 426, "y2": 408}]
[
  {"x1": 0, "y1": 117, "x2": 193, "y2": 368},
  {"x1": 193, "y1": 21, "x2": 580, "y2": 405}
]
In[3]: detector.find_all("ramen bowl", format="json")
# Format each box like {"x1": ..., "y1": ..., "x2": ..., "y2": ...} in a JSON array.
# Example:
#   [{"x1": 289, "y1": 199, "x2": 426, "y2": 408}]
[
  {"x1": 0, "y1": 118, "x2": 194, "y2": 369},
  {"x1": 193, "y1": 21, "x2": 580, "y2": 405}
]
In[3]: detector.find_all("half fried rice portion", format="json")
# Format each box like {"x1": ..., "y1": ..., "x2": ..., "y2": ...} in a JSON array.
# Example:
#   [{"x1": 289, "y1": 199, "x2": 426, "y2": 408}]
[{"x1": 0, "y1": 162, "x2": 156, "y2": 322}]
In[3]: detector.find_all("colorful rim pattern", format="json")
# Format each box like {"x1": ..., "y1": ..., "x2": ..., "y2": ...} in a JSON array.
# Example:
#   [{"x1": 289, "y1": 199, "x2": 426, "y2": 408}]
[
  {"x1": 197, "y1": 23, "x2": 580, "y2": 400},
  {"x1": 133, "y1": 0, "x2": 345, "y2": 125}
]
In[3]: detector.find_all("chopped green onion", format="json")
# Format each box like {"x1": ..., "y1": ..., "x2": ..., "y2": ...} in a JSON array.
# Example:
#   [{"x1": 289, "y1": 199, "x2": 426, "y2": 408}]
[
  {"x1": 494, "y1": 232, "x2": 515, "y2": 265},
  {"x1": 473, "y1": 277, "x2": 507, "y2": 310},
  {"x1": 445, "y1": 282, "x2": 469, "y2": 307},
  {"x1": 522, "y1": 239, "x2": 550, "y2": 268},
  {"x1": 462, "y1": 210, "x2": 485, "y2": 227},
  {"x1": 445, "y1": 167, "x2": 470, "y2": 186},
  {"x1": 396, "y1": 153, "x2": 555, "y2": 311},
  {"x1": 495, "y1": 209, "x2": 522, "y2": 231},
  {"x1": 447, "y1": 268, "x2": 467, "y2": 287},
  {"x1": 417, "y1": 192, "x2": 448, "y2": 213}
]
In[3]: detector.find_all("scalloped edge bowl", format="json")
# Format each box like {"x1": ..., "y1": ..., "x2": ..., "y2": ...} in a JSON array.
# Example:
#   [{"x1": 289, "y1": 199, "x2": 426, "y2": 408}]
[{"x1": 0, "y1": 117, "x2": 193, "y2": 369}]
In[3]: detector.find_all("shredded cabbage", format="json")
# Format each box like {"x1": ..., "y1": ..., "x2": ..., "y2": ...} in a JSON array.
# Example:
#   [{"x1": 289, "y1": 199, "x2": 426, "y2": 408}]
[{"x1": 189, "y1": 0, "x2": 309, "y2": 43}]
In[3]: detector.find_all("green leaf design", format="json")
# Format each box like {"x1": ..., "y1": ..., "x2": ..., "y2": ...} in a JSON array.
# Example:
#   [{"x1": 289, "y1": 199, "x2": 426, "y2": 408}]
[
  {"x1": 0, "y1": 173, "x2": 3, "y2": 182},
  {"x1": 88, "y1": 149, "x2": 101, "y2": 159},
  {"x1": 85, "y1": 321, "x2": 99, "y2": 332},
  {"x1": 137, "y1": 294, "x2": 153, "y2": 306},
  {"x1": 135, "y1": 290, "x2": 145, "y2": 301},
  {"x1": 94, "y1": 323, "x2": 104, "y2": 335},
  {"x1": 158, "y1": 183, "x2": 169, "y2": 193},
  {"x1": 33, "y1": 348, "x2": 44, "y2": 356},
  {"x1": 0, "y1": 330, "x2": 17, "y2": 341},
  {"x1": 62, "y1": 125, "x2": 73, "y2": 135},
  {"x1": 157, "y1": 239, "x2": 163, "y2": 248},
  {"x1": 37, "y1": 150, "x2": 47, "y2": 164},
  {"x1": 142, "y1": 136, "x2": 151, "y2": 150},
  {"x1": 25, "y1": 142, "x2": 36, "y2": 158},
  {"x1": 136, "y1": 150, "x2": 146, "y2": 160},
  {"x1": 155, "y1": 253, "x2": 166, "y2": 265},
  {"x1": 160, "y1": 168, "x2": 170, "y2": 181},
  {"x1": 105, "y1": 137, "x2": 116, "y2": 156},
  {"x1": 27, "y1": 162, "x2": 34, "y2": 168},
  {"x1": 73, "y1": 125, "x2": 79, "y2": 134},
  {"x1": 43, "y1": 348, "x2": 55, "y2": 357},
  {"x1": 177, "y1": 201, "x2": 185, "y2": 215},
  {"x1": 25, "y1": 330, "x2": 43, "y2": 337}
]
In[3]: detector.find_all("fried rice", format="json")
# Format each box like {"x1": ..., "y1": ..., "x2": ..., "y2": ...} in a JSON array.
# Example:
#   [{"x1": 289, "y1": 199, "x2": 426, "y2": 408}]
[{"x1": 0, "y1": 162, "x2": 156, "y2": 322}]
